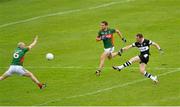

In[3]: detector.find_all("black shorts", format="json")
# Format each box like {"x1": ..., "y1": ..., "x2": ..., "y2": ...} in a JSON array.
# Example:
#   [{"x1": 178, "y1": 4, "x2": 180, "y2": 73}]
[{"x1": 139, "y1": 54, "x2": 149, "y2": 64}]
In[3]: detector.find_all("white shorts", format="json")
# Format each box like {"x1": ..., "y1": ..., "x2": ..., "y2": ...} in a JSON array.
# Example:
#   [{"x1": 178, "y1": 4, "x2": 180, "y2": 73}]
[
  {"x1": 5, "y1": 65, "x2": 27, "y2": 76},
  {"x1": 104, "y1": 47, "x2": 114, "y2": 53}
]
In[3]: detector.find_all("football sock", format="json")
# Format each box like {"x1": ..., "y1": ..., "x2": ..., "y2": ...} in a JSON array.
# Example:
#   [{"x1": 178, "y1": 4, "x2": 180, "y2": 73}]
[
  {"x1": 123, "y1": 61, "x2": 132, "y2": 68},
  {"x1": 144, "y1": 71, "x2": 155, "y2": 80},
  {"x1": 117, "y1": 61, "x2": 132, "y2": 69}
]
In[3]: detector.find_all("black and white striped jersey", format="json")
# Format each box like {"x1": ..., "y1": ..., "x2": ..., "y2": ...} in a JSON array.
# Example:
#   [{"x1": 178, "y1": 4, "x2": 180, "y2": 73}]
[{"x1": 132, "y1": 39, "x2": 152, "y2": 55}]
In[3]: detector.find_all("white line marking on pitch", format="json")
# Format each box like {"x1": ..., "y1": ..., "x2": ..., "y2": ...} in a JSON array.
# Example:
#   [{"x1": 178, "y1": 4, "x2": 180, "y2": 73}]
[
  {"x1": 0, "y1": 0, "x2": 135, "y2": 29},
  {"x1": 35, "y1": 68, "x2": 180, "y2": 106}
]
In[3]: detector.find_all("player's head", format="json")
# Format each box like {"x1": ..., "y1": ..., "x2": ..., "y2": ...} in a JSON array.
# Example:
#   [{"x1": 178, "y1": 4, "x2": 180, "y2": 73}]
[
  {"x1": 100, "y1": 21, "x2": 108, "y2": 30},
  {"x1": 17, "y1": 42, "x2": 26, "y2": 49},
  {"x1": 136, "y1": 33, "x2": 144, "y2": 42}
]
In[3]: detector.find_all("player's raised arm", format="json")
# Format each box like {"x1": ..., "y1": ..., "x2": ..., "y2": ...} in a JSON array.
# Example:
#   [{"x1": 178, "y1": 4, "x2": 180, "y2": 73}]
[
  {"x1": 115, "y1": 29, "x2": 126, "y2": 43},
  {"x1": 28, "y1": 36, "x2": 38, "y2": 50}
]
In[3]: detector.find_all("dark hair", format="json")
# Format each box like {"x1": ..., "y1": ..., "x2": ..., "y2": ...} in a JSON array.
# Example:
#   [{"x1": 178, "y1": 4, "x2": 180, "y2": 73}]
[
  {"x1": 101, "y1": 21, "x2": 108, "y2": 26},
  {"x1": 136, "y1": 33, "x2": 143, "y2": 38}
]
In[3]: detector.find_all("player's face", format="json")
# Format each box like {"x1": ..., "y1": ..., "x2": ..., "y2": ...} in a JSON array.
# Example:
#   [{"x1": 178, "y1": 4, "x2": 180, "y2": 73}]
[
  {"x1": 136, "y1": 36, "x2": 144, "y2": 43},
  {"x1": 19, "y1": 43, "x2": 26, "y2": 49},
  {"x1": 136, "y1": 36, "x2": 141, "y2": 42},
  {"x1": 100, "y1": 23, "x2": 107, "y2": 30}
]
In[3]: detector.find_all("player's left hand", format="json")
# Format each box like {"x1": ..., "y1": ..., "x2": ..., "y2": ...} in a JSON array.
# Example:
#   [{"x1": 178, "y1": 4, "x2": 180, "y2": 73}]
[
  {"x1": 122, "y1": 37, "x2": 127, "y2": 43},
  {"x1": 159, "y1": 49, "x2": 164, "y2": 54}
]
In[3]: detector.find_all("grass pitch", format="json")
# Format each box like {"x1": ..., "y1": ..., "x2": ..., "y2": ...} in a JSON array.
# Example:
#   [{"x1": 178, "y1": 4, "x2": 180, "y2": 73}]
[{"x1": 0, "y1": 0, "x2": 180, "y2": 106}]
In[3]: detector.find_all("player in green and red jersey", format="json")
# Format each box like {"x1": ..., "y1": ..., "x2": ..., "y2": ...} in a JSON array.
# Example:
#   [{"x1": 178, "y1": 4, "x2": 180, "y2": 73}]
[
  {"x1": 0, "y1": 36, "x2": 46, "y2": 89},
  {"x1": 96, "y1": 21, "x2": 127, "y2": 76}
]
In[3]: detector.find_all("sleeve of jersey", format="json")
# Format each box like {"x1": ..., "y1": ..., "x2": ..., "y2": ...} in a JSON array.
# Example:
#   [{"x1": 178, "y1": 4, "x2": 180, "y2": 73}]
[
  {"x1": 24, "y1": 47, "x2": 30, "y2": 53},
  {"x1": 97, "y1": 31, "x2": 101, "y2": 37},
  {"x1": 132, "y1": 43, "x2": 137, "y2": 47},
  {"x1": 111, "y1": 29, "x2": 116, "y2": 33},
  {"x1": 149, "y1": 40, "x2": 153, "y2": 45}
]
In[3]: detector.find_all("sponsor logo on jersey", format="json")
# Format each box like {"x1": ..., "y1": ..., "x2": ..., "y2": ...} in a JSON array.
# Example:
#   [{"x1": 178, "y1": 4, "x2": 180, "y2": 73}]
[
  {"x1": 138, "y1": 46, "x2": 149, "y2": 52},
  {"x1": 102, "y1": 34, "x2": 112, "y2": 38}
]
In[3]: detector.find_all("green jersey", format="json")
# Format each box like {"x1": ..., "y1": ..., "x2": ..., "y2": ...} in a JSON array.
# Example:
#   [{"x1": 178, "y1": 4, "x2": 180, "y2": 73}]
[
  {"x1": 11, "y1": 47, "x2": 29, "y2": 66},
  {"x1": 98, "y1": 28, "x2": 116, "y2": 49}
]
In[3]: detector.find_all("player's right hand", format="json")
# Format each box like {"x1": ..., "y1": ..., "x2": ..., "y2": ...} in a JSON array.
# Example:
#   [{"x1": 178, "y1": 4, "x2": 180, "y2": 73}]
[{"x1": 96, "y1": 37, "x2": 101, "y2": 41}]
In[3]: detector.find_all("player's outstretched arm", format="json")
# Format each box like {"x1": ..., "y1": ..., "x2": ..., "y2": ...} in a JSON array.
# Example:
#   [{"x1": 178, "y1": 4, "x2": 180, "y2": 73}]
[
  {"x1": 28, "y1": 36, "x2": 38, "y2": 50},
  {"x1": 115, "y1": 29, "x2": 126, "y2": 43},
  {"x1": 151, "y1": 41, "x2": 163, "y2": 53},
  {"x1": 122, "y1": 45, "x2": 133, "y2": 51},
  {"x1": 118, "y1": 45, "x2": 133, "y2": 56},
  {"x1": 151, "y1": 41, "x2": 161, "y2": 50}
]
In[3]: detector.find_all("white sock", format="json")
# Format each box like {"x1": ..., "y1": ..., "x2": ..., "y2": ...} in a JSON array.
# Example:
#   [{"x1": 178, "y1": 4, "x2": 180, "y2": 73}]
[{"x1": 150, "y1": 75, "x2": 156, "y2": 81}]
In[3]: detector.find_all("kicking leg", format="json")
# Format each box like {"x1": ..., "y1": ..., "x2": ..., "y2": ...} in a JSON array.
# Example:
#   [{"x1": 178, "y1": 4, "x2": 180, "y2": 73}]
[
  {"x1": 23, "y1": 70, "x2": 46, "y2": 89},
  {"x1": 113, "y1": 56, "x2": 140, "y2": 71},
  {"x1": 140, "y1": 63, "x2": 158, "y2": 83}
]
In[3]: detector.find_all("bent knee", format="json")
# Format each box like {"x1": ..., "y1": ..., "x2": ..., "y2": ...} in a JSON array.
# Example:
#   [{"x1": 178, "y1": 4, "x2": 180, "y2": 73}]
[
  {"x1": 139, "y1": 69, "x2": 145, "y2": 74},
  {"x1": 0, "y1": 74, "x2": 9, "y2": 80},
  {"x1": 0, "y1": 76, "x2": 6, "y2": 80}
]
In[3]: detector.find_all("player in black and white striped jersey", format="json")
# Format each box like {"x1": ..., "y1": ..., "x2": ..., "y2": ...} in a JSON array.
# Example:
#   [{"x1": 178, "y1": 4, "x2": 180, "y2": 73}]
[{"x1": 113, "y1": 33, "x2": 163, "y2": 83}]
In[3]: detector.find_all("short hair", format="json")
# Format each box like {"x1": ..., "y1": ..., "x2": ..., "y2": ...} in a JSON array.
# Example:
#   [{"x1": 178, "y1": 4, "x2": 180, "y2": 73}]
[
  {"x1": 101, "y1": 21, "x2": 108, "y2": 26},
  {"x1": 17, "y1": 42, "x2": 25, "y2": 47},
  {"x1": 136, "y1": 33, "x2": 143, "y2": 38}
]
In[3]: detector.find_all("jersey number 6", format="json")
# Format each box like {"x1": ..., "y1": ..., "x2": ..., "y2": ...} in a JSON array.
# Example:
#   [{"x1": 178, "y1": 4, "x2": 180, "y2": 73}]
[{"x1": 13, "y1": 52, "x2": 19, "y2": 59}]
